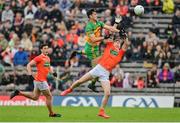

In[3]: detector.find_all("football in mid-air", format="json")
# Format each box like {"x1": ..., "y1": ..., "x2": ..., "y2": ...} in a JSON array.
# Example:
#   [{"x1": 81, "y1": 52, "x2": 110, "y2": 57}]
[{"x1": 134, "y1": 5, "x2": 144, "y2": 16}]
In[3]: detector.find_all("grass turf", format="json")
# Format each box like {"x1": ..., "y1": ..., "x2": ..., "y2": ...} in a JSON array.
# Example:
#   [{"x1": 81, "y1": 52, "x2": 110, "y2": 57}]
[{"x1": 0, "y1": 106, "x2": 180, "y2": 122}]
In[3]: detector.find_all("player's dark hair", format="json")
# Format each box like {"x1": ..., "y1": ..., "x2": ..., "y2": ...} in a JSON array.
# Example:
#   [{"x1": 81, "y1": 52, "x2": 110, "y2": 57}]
[
  {"x1": 87, "y1": 9, "x2": 96, "y2": 18},
  {"x1": 40, "y1": 43, "x2": 48, "y2": 49}
]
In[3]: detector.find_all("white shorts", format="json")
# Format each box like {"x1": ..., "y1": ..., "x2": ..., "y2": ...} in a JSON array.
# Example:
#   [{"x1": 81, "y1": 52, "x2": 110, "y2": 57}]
[
  {"x1": 89, "y1": 64, "x2": 110, "y2": 82},
  {"x1": 33, "y1": 81, "x2": 49, "y2": 91}
]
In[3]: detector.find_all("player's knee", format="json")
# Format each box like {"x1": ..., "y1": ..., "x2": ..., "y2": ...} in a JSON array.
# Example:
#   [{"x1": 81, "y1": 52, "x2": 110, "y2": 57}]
[
  {"x1": 104, "y1": 91, "x2": 111, "y2": 97},
  {"x1": 45, "y1": 94, "x2": 52, "y2": 100}
]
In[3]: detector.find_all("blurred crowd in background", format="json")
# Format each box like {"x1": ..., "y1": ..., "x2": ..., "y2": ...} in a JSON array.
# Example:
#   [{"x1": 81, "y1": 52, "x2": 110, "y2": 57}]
[{"x1": 0, "y1": 0, "x2": 179, "y2": 91}]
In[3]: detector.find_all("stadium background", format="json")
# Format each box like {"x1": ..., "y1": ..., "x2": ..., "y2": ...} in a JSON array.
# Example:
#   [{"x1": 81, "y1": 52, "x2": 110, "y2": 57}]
[{"x1": 0, "y1": 0, "x2": 180, "y2": 122}]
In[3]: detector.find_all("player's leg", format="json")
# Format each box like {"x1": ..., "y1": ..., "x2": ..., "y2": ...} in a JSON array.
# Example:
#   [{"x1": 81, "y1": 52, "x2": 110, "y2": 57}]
[
  {"x1": 98, "y1": 80, "x2": 111, "y2": 119},
  {"x1": 19, "y1": 88, "x2": 41, "y2": 100},
  {"x1": 60, "y1": 72, "x2": 93, "y2": 96},
  {"x1": 41, "y1": 89, "x2": 61, "y2": 117},
  {"x1": 88, "y1": 56, "x2": 102, "y2": 93},
  {"x1": 10, "y1": 86, "x2": 41, "y2": 100}
]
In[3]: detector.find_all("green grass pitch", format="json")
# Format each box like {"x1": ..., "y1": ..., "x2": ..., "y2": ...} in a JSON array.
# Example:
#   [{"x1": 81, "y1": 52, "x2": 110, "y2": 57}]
[{"x1": 0, "y1": 106, "x2": 180, "y2": 122}]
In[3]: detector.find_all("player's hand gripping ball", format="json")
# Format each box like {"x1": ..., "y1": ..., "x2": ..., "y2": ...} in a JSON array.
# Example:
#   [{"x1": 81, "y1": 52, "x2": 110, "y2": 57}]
[{"x1": 134, "y1": 5, "x2": 144, "y2": 16}]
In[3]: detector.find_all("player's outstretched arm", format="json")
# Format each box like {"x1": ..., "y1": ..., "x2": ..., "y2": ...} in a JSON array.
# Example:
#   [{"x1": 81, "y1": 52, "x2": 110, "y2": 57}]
[
  {"x1": 89, "y1": 33, "x2": 105, "y2": 43},
  {"x1": 122, "y1": 37, "x2": 130, "y2": 51},
  {"x1": 103, "y1": 16, "x2": 122, "y2": 33},
  {"x1": 104, "y1": 24, "x2": 120, "y2": 33}
]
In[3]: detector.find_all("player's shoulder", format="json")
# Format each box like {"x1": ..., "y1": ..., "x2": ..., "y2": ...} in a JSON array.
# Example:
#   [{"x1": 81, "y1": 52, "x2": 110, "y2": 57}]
[
  {"x1": 85, "y1": 22, "x2": 93, "y2": 28},
  {"x1": 106, "y1": 41, "x2": 113, "y2": 46},
  {"x1": 34, "y1": 54, "x2": 41, "y2": 59},
  {"x1": 96, "y1": 21, "x2": 104, "y2": 26},
  {"x1": 85, "y1": 22, "x2": 94, "y2": 32}
]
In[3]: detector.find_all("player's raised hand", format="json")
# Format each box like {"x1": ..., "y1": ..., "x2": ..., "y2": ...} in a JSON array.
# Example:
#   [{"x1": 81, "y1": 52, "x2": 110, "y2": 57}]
[{"x1": 115, "y1": 16, "x2": 122, "y2": 24}]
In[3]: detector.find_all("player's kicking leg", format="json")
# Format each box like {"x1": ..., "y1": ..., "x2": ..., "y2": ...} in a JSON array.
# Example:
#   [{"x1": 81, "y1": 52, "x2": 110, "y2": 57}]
[
  {"x1": 98, "y1": 80, "x2": 111, "y2": 119},
  {"x1": 60, "y1": 72, "x2": 93, "y2": 96}
]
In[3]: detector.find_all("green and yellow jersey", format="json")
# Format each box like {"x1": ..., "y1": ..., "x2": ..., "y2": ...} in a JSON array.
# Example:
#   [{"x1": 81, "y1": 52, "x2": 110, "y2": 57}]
[{"x1": 84, "y1": 21, "x2": 104, "y2": 60}]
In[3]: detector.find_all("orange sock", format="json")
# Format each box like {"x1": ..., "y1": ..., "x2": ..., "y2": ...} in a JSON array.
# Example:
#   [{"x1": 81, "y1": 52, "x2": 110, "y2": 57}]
[{"x1": 99, "y1": 108, "x2": 104, "y2": 113}]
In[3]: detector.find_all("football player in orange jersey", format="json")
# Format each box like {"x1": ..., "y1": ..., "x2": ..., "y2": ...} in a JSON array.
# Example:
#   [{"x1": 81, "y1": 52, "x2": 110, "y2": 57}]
[
  {"x1": 10, "y1": 44, "x2": 61, "y2": 117},
  {"x1": 61, "y1": 32, "x2": 129, "y2": 119}
]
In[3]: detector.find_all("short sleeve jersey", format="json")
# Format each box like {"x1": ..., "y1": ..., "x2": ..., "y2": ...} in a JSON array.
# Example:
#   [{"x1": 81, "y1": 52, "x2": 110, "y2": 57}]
[
  {"x1": 33, "y1": 54, "x2": 51, "y2": 82},
  {"x1": 98, "y1": 42, "x2": 125, "y2": 72},
  {"x1": 85, "y1": 21, "x2": 104, "y2": 45}
]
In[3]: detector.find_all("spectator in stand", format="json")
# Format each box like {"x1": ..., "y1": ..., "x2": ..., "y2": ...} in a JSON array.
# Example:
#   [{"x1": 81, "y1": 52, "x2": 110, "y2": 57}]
[
  {"x1": 77, "y1": 31, "x2": 86, "y2": 50},
  {"x1": 59, "y1": 0, "x2": 72, "y2": 14},
  {"x1": 172, "y1": 9, "x2": 180, "y2": 33},
  {"x1": 111, "y1": 64, "x2": 124, "y2": 87},
  {"x1": 13, "y1": 12, "x2": 24, "y2": 38},
  {"x1": 0, "y1": 33, "x2": 8, "y2": 53},
  {"x1": 164, "y1": 24, "x2": 177, "y2": 49},
  {"x1": 151, "y1": 23, "x2": 160, "y2": 37},
  {"x1": 147, "y1": 64, "x2": 159, "y2": 87},
  {"x1": 123, "y1": 72, "x2": 132, "y2": 88},
  {"x1": 130, "y1": 47, "x2": 142, "y2": 61},
  {"x1": 8, "y1": 34, "x2": 19, "y2": 50},
  {"x1": 174, "y1": 65, "x2": 180, "y2": 83},
  {"x1": 115, "y1": 0, "x2": 128, "y2": 16},
  {"x1": 1, "y1": 20, "x2": 12, "y2": 41},
  {"x1": 51, "y1": 38, "x2": 66, "y2": 66},
  {"x1": 24, "y1": 1, "x2": 37, "y2": 19},
  {"x1": 50, "y1": 3, "x2": 64, "y2": 22},
  {"x1": 155, "y1": 52, "x2": 166, "y2": 68},
  {"x1": 134, "y1": 76, "x2": 145, "y2": 89},
  {"x1": 21, "y1": 32, "x2": 33, "y2": 51},
  {"x1": 162, "y1": 0, "x2": 174, "y2": 14},
  {"x1": 40, "y1": 33, "x2": 51, "y2": 46},
  {"x1": 13, "y1": 45, "x2": 29, "y2": 66},
  {"x1": 23, "y1": 16, "x2": 34, "y2": 36},
  {"x1": 158, "y1": 63, "x2": 174, "y2": 83},
  {"x1": 165, "y1": 51, "x2": 174, "y2": 68},
  {"x1": 143, "y1": 43, "x2": 154, "y2": 61},
  {"x1": 151, "y1": 0, "x2": 162, "y2": 15},
  {"x1": 110, "y1": 72, "x2": 123, "y2": 88},
  {"x1": 162, "y1": 41, "x2": 171, "y2": 54},
  {"x1": 56, "y1": 22, "x2": 68, "y2": 41},
  {"x1": 145, "y1": 28, "x2": 159, "y2": 46},
  {"x1": 154, "y1": 45, "x2": 166, "y2": 65},
  {"x1": 45, "y1": 0, "x2": 59, "y2": 7},
  {"x1": 13, "y1": 12, "x2": 24, "y2": 27},
  {"x1": 65, "y1": 52, "x2": 79, "y2": 68},
  {"x1": 66, "y1": 25, "x2": 79, "y2": 44},
  {"x1": 10, "y1": 0, "x2": 20, "y2": 14},
  {"x1": 147, "y1": 70, "x2": 158, "y2": 88},
  {"x1": 133, "y1": 32, "x2": 145, "y2": 48},
  {"x1": 0, "y1": 0, "x2": 4, "y2": 14},
  {"x1": 1, "y1": 47, "x2": 13, "y2": 66},
  {"x1": 34, "y1": 3, "x2": 49, "y2": 20},
  {"x1": 1, "y1": 3, "x2": 14, "y2": 22}
]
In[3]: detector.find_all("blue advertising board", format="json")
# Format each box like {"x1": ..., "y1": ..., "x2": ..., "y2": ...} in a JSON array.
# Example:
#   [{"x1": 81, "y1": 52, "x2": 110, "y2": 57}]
[{"x1": 53, "y1": 95, "x2": 112, "y2": 107}]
